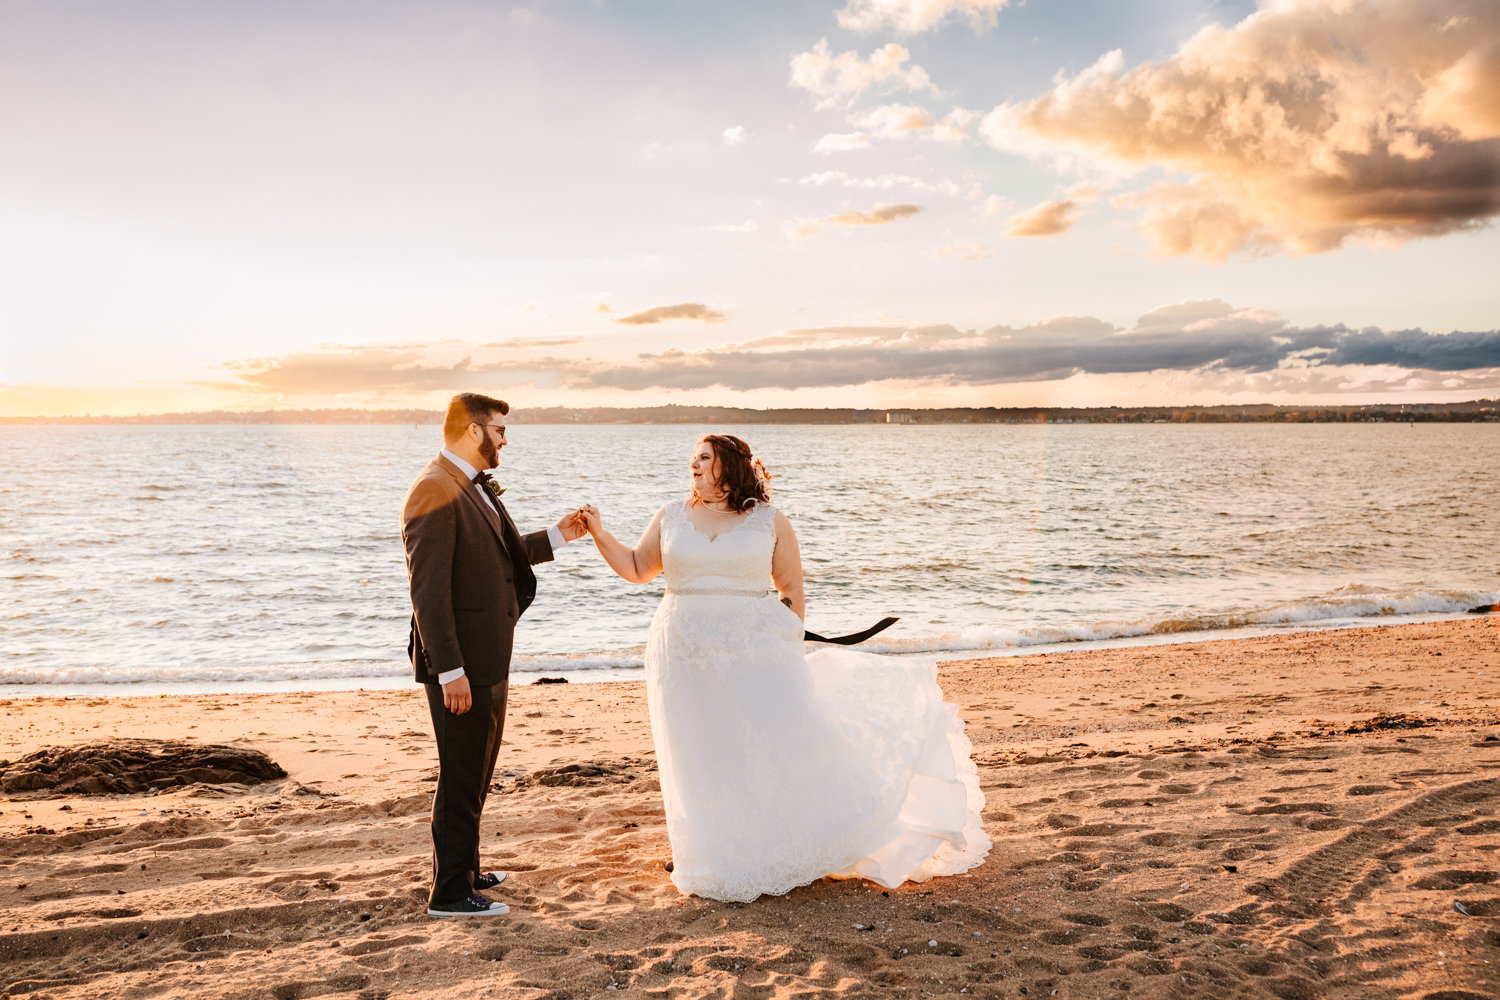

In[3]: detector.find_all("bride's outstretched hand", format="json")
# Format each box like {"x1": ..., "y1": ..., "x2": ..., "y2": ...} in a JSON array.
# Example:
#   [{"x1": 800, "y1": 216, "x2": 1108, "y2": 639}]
[
  {"x1": 577, "y1": 505, "x2": 604, "y2": 537},
  {"x1": 581, "y1": 504, "x2": 664, "y2": 584}
]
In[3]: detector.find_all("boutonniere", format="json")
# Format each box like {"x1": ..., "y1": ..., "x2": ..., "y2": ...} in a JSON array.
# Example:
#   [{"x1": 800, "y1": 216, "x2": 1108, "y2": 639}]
[{"x1": 482, "y1": 479, "x2": 506, "y2": 502}]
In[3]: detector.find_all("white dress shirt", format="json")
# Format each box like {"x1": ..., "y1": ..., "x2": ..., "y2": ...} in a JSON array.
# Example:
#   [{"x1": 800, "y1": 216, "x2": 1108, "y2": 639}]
[{"x1": 434, "y1": 448, "x2": 566, "y2": 686}]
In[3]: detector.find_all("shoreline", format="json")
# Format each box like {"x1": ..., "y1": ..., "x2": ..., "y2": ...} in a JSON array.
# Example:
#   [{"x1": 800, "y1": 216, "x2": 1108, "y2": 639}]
[
  {"x1": 2, "y1": 617, "x2": 1498, "y2": 999},
  {"x1": 2, "y1": 608, "x2": 1488, "y2": 699}
]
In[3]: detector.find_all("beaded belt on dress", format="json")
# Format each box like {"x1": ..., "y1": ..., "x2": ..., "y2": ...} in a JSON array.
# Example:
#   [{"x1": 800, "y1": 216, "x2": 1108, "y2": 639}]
[{"x1": 665, "y1": 587, "x2": 771, "y2": 597}]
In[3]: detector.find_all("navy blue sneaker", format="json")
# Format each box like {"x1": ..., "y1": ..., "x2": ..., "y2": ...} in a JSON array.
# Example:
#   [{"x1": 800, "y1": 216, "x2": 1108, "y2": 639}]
[
  {"x1": 473, "y1": 871, "x2": 509, "y2": 891},
  {"x1": 428, "y1": 895, "x2": 510, "y2": 917}
]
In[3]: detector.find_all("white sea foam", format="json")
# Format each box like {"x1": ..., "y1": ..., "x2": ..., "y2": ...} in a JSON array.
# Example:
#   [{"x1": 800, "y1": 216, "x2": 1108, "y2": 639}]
[
  {"x1": 0, "y1": 650, "x2": 650, "y2": 686},
  {"x1": 848, "y1": 586, "x2": 1497, "y2": 654},
  {"x1": 5, "y1": 588, "x2": 1489, "y2": 687},
  {"x1": 511, "y1": 648, "x2": 647, "y2": 672},
  {"x1": 0, "y1": 660, "x2": 411, "y2": 687}
]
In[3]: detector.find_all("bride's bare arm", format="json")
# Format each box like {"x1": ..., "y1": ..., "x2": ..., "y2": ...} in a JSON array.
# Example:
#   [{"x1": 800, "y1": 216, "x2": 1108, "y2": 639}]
[
  {"x1": 582, "y1": 506, "x2": 665, "y2": 584},
  {"x1": 770, "y1": 510, "x2": 806, "y2": 621}
]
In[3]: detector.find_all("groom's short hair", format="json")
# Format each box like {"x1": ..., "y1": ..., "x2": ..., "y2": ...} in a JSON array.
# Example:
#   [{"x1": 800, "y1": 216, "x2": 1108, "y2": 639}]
[{"x1": 443, "y1": 392, "x2": 509, "y2": 442}]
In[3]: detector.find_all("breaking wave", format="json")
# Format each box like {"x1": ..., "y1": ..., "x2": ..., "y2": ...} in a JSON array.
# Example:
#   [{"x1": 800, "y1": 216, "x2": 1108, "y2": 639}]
[
  {"x1": 2, "y1": 585, "x2": 1490, "y2": 688},
  {"x1": 851, "y1": 585, "x2": 1498, "y2": 654}
]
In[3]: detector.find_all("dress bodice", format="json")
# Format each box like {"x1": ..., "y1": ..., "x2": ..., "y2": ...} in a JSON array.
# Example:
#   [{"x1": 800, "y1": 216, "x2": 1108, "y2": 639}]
[{"x1": 661, "y1": 498, "x2": 778, "y2": 593}]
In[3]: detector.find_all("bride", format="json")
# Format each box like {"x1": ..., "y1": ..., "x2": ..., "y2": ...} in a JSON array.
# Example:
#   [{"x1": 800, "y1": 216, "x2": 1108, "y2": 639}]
[{"x1": 578, "y1": 434, "x2": 988, "y2": 902}]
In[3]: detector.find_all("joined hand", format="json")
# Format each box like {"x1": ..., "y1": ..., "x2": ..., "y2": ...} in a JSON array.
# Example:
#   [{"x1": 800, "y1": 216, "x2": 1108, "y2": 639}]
[
  {"x1": 578, "y1": 505, "x2": 602, "y2": 535},
  {"x1": 556, "y1": 507, "x2": 589, "y2": 541}
]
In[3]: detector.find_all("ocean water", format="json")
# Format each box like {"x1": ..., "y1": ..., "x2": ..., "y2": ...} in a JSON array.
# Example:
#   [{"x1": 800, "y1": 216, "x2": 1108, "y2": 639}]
[{"x1": 2, "y1": 422, "x2": 1496, "y2": 693}]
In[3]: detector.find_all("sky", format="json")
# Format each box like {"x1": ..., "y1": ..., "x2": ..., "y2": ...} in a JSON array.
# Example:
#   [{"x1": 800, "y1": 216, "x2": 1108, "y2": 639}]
[{"x1": 1, "y1": 0, "x2": 1498, "y2": 416}]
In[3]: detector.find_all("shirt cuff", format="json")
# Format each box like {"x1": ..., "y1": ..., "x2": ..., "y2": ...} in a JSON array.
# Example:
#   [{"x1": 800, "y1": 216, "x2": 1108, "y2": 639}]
[
  {"x1": 436, "y1": 667, "x2": 465, "y2": 686},
  {"x1": 546, "y1": 524, "x2": 566, "y2": 549}
]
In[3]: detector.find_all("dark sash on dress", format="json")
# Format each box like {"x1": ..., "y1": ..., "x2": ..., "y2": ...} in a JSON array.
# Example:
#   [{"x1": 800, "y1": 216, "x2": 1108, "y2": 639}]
[{"x1": 804, "y1": 617, "x2": 899, "y2": 645}]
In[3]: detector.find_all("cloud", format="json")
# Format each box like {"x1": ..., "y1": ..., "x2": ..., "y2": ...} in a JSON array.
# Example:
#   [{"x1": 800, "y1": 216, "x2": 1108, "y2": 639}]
[
  {"x1": 789, "y1": 39, "x2": 934, "y2": 108},
  {"x1": 814, "y1": 132, "x2": 871, "y2": 153},
  {"x1": 1134, "y1": 298, "x2": 1253, "y2": 331},
  {"x1": 311, "y1": 342, "x2": 432, "y2": 351},
  {"x1": 722, "y1": 125, "x2": 749, "y2": 146},
  {"x1": 978, "y1": 194, "x2": 1012, "y2": 216},
  {"x1": 710, "y1": 220, "x2": 759, "y2": 233},
  {"x1": 815, "y1": 105, "x2": 978, "y2": 152},
  {"x1": 930, "y1": 242, "x2": 994, "y2": 262},
  {"x1": 479, "y1": 337, "x2": 585, "y2": 348},
  {"x1": 1006, "y1": 199, "x2": 1082, "y2": 237},
  {"x1": 614, "y1": 302, "x2": 727, "y2": 325},
  {"x1": 856, "y1": 104, "x2": 977, "y2": 141},
  {"x1": 836, "y1": 0, "x2": 1014, "y2": 34},
  {"x1": 1318, "y1": 326, "x2": 1500, "y2": 370},
  {"x1": 224, "y1": 349, "x2": 587, "y2": 395},
  {"x1": 856, "y1": 103, "x2": 936, "y2": 136},
  {"x1": 981, "y1": 0, "x2": 1500, "y2": 260},
  {"x1": 783, "y1": 202, "x2": 923, "y2": 238},
  {"x1": 570, "y1": 301, "x2": 1500, "y2": 391},
  {"x1": 798, "y1": 171, "x2": 959, "y2": 194},
  {"x1": 212, "y1": 304, "x2": 1500, "y2": 399}
]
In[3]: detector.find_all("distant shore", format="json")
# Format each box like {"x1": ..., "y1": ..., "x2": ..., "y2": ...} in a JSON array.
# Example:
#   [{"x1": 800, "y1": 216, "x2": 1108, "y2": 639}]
[
  {"x1": 4, "y1": 400, "x2": 1498, "y2": 425},
  {"x1": 1, "y1": 617, "x2": 1496, "y2": 1000}
]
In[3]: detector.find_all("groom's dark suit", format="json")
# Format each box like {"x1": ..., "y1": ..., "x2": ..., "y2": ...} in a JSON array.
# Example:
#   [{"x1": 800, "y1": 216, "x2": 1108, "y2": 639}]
[{"x1": 401, "y1": 452, "x2": 553, "y2": 905}]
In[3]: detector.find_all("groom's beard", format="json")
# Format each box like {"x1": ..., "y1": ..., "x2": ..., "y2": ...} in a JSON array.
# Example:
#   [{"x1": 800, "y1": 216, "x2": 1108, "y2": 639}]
[{"x1": 477, "y1": 435, "x2": 499, "y2": 470}]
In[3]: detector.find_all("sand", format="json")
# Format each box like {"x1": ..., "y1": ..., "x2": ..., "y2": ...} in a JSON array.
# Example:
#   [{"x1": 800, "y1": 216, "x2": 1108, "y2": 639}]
[{"x1": 1, "y1": 616, "x2": 1497, "y2": 999}]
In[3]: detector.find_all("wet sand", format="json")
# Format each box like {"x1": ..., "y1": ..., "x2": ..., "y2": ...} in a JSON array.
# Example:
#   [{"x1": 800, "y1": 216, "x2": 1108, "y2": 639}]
[{"x1": 2, "y1": 617, "x2": 1497, "y2": 999}]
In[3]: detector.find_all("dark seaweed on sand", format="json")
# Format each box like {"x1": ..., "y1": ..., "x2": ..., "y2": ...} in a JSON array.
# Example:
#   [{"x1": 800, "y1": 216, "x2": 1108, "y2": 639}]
[{"x1": 0, "y1": 739, "x2": 285, "y2": 795}]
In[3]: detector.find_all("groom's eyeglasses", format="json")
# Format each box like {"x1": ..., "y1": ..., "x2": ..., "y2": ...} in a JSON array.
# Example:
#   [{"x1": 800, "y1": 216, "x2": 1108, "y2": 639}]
[{"x1": 474, "y1": 423, "x2": 507, "y2": 437}]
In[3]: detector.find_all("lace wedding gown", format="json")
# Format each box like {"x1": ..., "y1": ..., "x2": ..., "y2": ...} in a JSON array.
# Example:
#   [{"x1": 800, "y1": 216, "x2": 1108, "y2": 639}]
[{"x1": 645, "y1": 499, "x2": 990, "y2": 902}]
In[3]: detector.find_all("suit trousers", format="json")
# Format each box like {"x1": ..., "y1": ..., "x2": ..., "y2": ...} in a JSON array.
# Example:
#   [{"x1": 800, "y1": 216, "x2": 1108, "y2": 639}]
[{"x1": 424, "y1": 680, "x2": 508, "y2": 905}]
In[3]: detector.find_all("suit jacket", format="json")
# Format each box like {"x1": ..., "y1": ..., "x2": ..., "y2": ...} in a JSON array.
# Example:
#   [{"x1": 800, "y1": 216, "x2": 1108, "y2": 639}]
[{"x1": 401, "y1": 453, "x2": 554, "y2": 687}]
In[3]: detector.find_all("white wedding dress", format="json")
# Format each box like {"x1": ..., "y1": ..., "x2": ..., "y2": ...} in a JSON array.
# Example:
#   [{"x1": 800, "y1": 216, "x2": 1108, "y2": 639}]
[{"x1": 645, "y1": 499, "x2": 990, "y2": 902}]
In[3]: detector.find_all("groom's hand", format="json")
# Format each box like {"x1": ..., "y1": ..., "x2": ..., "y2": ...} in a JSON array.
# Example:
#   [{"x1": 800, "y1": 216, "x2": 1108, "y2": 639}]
[
  {"x1": 556, "y1": 509, "x2": 588, "y2": 542},
  {"x1": 442, "y1": 674, "x2": 472, "y2": 715}
]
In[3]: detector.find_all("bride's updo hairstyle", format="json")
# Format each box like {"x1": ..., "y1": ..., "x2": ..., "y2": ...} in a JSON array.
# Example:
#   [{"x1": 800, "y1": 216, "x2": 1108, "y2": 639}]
[{"x1": 692, "y1": 434, "x2": 771, "y2": 512}]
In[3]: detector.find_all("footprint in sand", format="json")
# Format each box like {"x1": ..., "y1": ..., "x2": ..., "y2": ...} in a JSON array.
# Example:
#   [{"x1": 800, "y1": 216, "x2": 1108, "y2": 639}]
[
  {"x1": 1458, "y1": 819, "x2": 1500, "y2": 834},
  {"x1": 1409, "y1": 870, "x2": 1497, "y2": 890},
  {"x1": 1141, "y1": 902, "x2": 1193, "y2": 922},
  {"x1": 1247, "y1": 802, "x2": 1335, "y2": 816},
  {"x1": 269, "y1": 974, "x2": 368, "y2": 1000},
  {"x1": 1455, "y1": 898, "x2": 1500, "y2": 916},
  {"x1": 1060, "y1": 912, "x2": 1110, "y2": 926}
]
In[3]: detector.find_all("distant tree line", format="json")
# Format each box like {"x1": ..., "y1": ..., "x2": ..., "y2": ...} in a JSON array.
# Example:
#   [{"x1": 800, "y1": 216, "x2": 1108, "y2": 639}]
[{"x1": 4, "y1": 400, "x2": 1497, "y2": 426}]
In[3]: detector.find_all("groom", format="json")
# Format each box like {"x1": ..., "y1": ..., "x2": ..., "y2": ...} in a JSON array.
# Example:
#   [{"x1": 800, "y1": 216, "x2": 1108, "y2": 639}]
[{"x1": 401, "y1": 392, "x2": 585, "y2": 917}]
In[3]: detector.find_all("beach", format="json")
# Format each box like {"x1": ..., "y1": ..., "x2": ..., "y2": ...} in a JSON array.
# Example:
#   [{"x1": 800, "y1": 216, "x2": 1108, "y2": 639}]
[{"x1": 2, "y1": 616, "x2": 1496, "y2": 999}]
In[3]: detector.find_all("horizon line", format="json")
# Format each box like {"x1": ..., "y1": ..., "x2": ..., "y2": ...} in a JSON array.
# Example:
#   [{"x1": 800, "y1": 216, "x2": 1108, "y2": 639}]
[{"x1": 4, "y1": 399, "x2": 1498, "y2": 424}]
